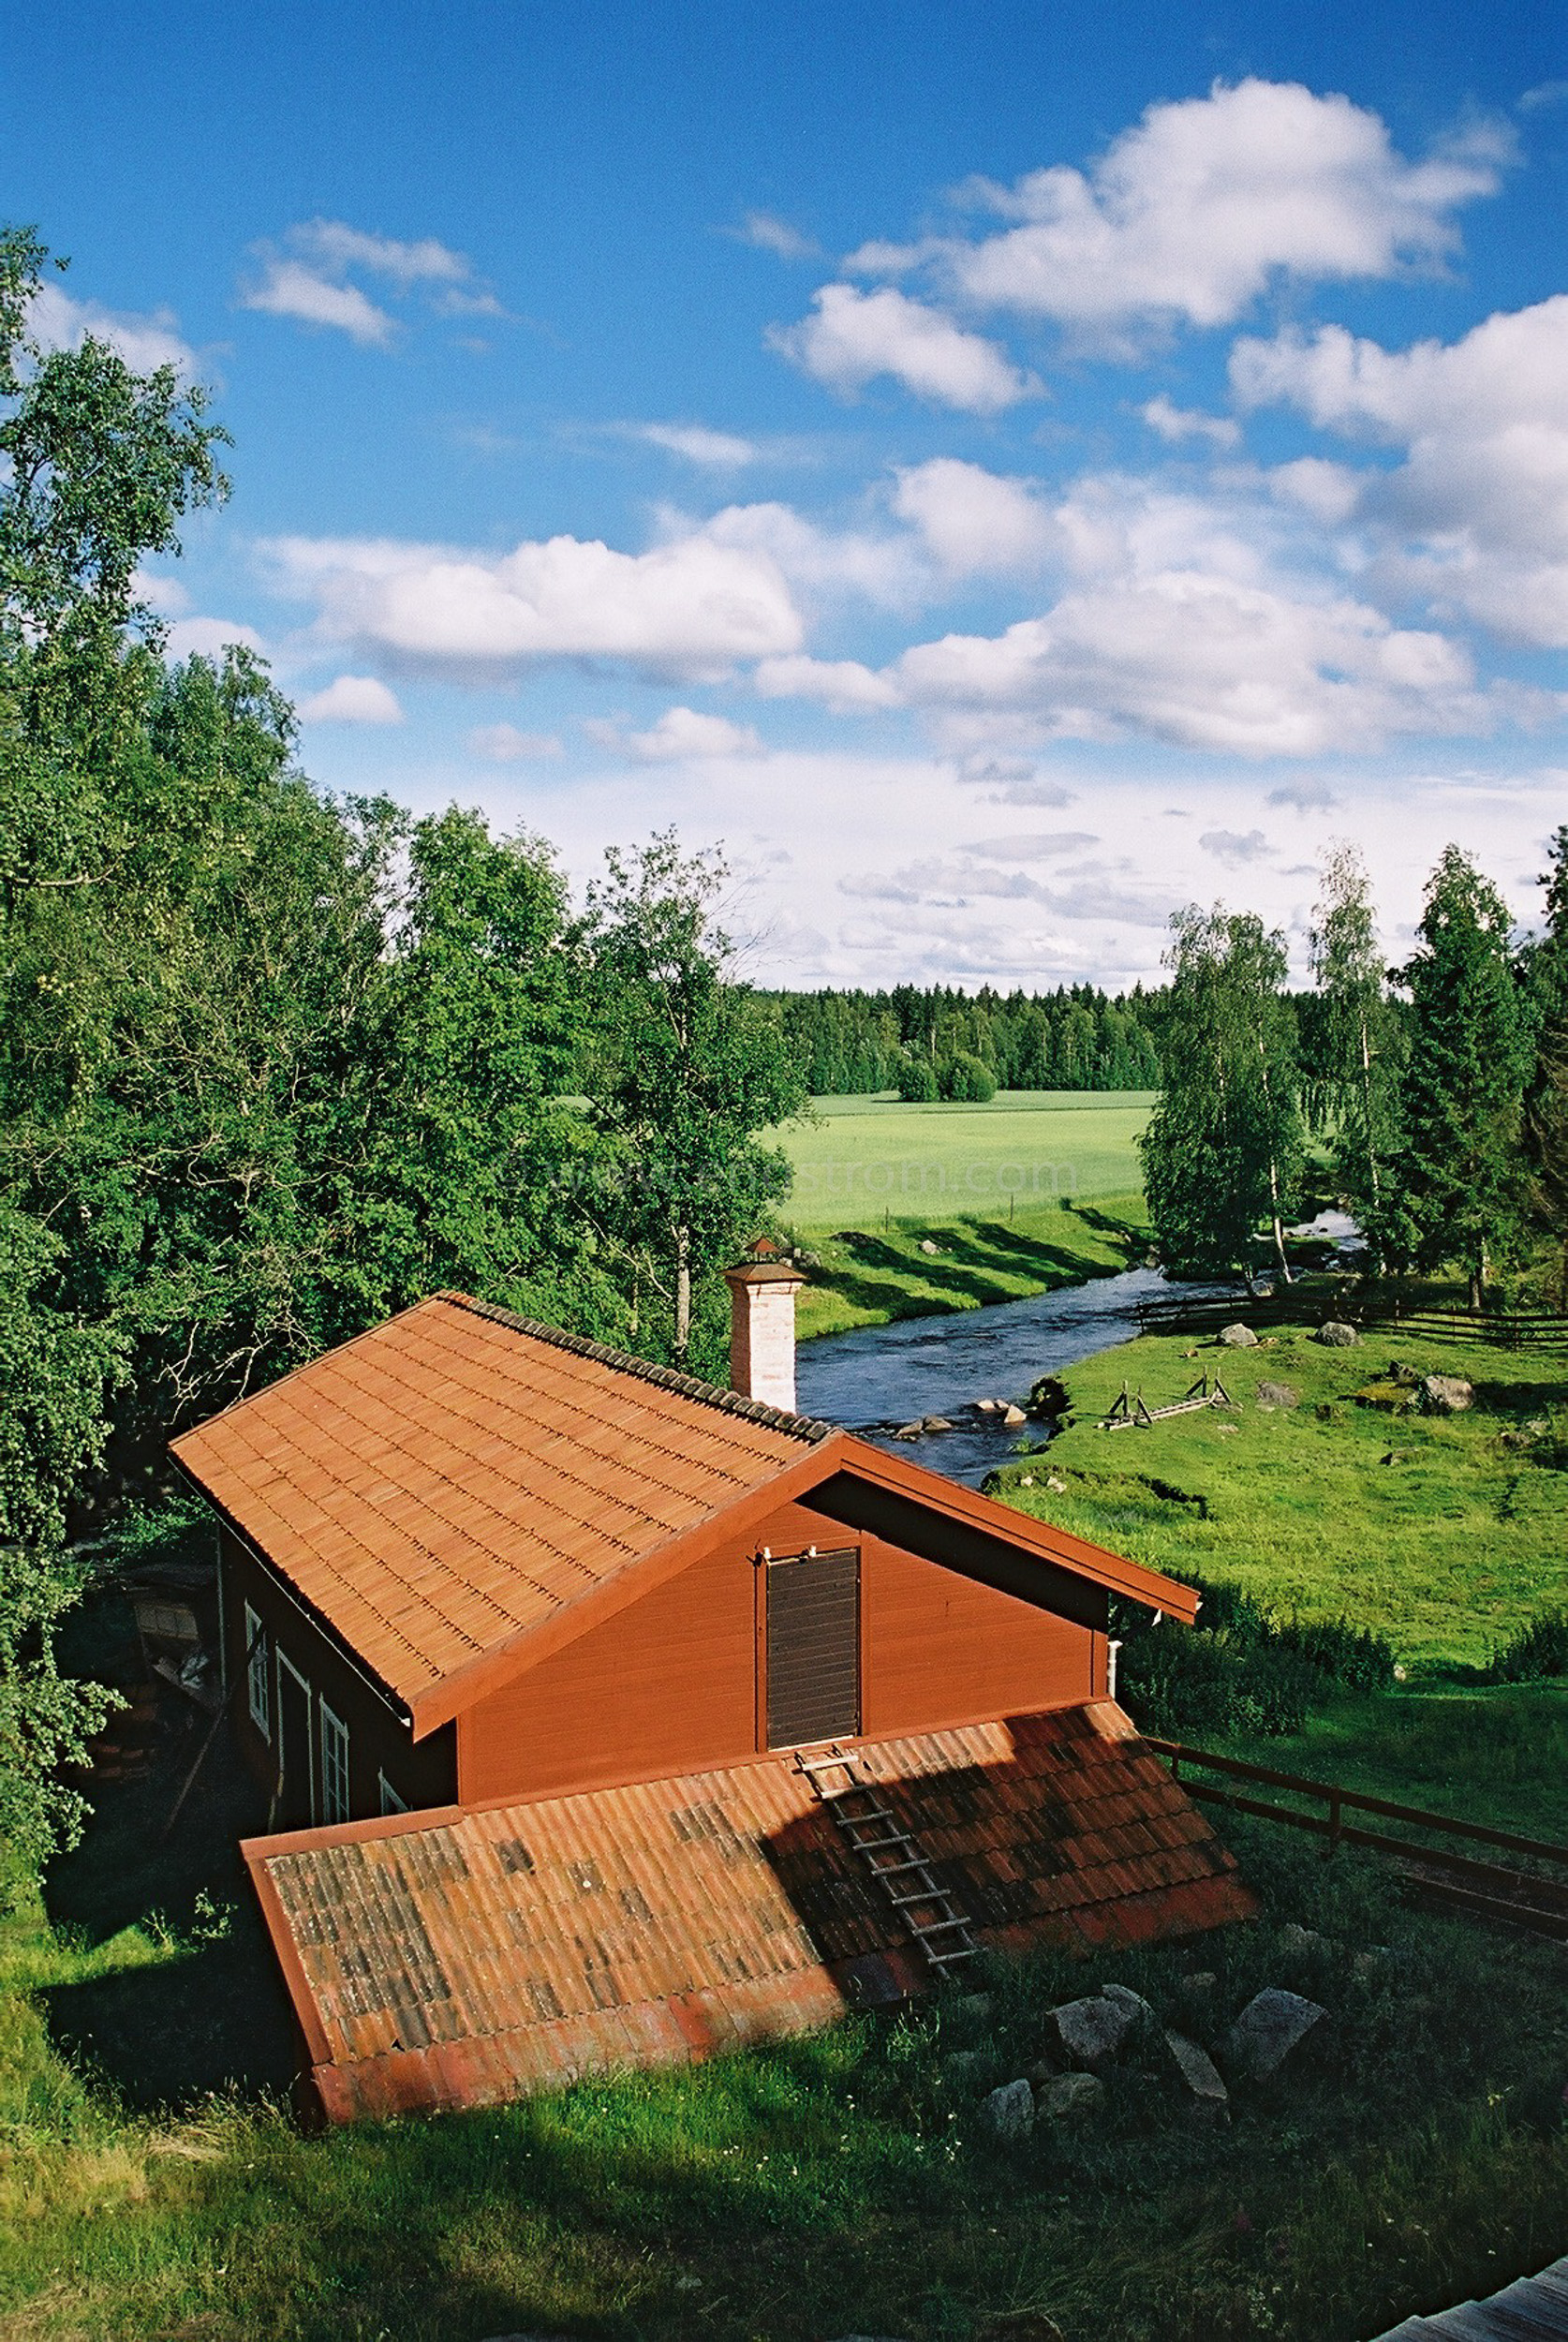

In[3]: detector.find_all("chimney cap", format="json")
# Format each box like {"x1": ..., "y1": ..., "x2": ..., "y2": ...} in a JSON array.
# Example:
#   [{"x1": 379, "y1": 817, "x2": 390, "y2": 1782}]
[{"x1": 724, "y1": 1257, "x2": 804, "y2": 1288}]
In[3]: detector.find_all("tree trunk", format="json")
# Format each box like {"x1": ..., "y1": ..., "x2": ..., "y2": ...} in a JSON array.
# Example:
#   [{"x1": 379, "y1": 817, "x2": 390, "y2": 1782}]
[{"x1": 673, "y1": 1225, "x2": 691, "y2": 1360}]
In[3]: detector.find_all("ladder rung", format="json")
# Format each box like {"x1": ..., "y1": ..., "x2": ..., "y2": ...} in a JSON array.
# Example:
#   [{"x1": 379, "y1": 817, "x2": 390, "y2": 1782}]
[
  {"x1": 848, "y1": 1831, "x2": 907, "y2": 1851},
  {"x1": 907, "y1": 1914, "x2": 972, "y2": 1934},
  {"x1": 821, "y1": 1787, "x2": 884, "y2": 1807},
  {"x1": 868, "y1": 1857, "x2": 929, "y2": 1875},
  {"x1": 925, "y1": 1947, "x2": 977, "y2": 1965},
  {"x1": 832, "y1": 1804, "x2": 893, "y2": 1825},
  {"x1": 889, "y1": 1887, "x2": 949, "y2": 1908},
  {"x1": 796, "y1": 1753, "x2": 854, "y2": 1771}
]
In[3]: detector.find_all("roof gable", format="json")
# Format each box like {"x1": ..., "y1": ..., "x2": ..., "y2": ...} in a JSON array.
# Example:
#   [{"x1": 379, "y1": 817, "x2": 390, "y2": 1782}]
[{"x1": 171, "y1": 1293, "x2": 831, "y2": 1714}]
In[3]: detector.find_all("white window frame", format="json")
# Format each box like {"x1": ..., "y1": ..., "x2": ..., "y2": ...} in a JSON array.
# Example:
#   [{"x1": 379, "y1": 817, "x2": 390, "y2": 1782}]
[
  {"x1": 319, "y1": 1700, "x2": 351, "y2": 1826},
  {"x1": 244, "y1": 1604, "x2": 271, "y2": 1739},
  {"x1": 276, "y1": 1651, "x2": 316, "y2": 1822},
  {"x1": 377, "y1": 1771, "x2": 408, "y2": 1817}
]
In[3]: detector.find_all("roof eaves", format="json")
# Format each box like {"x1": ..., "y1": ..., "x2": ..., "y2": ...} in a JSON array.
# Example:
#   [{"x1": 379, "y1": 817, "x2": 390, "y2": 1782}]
[{"x1": 437, "y1": 1292, "x2": 837, "y2": 1445}]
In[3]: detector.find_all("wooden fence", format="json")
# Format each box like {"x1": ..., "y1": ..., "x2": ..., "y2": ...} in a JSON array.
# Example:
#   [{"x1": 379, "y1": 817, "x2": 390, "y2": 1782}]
[
  {"x1": 1147, "y1": 1737, "x2": 1568, "y2": 1943},
  {"x1": 1134, "y1": 1289, "x2": 1568, "y2": 1349}
]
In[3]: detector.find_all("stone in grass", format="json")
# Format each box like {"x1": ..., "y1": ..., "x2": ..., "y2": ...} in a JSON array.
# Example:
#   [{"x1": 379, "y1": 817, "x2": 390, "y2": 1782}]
[
  {"x1": 1316, "y1": 1321, "x2": 1360, "y2": 1347},
  {"x1": 1279, "y1": 1923, "x2": 1335, "y2": 1956},
  {"x1": 979, "y1": 2077, "x2": 1036, "y2": 2142},
  {"x1": 1256, "y1": 1381, "x2": 1299, "y2": 1410},
  {"x1": 1048, "y1": 1993, "x2": 1136, "y2": 2070},
  {"x1": 1420, "y1": 1372, "x2": 1473, "y2": 1415},
  {"x1": 1220, "y1": 1323, "x2": 1260, "y2": 1347},
  {"x1": 1163, "y1": 2029, "x2": 1230, "y2": 2118},
  {"x1": 919, "y1": 1238, "x2": 941, "y2": 1255},
  {"x1": 1100, "y1": 1982, "x2": 1154, "y2": 2024},
  {"x1": 1036, "y1": 2071, "x2": 1105, "y2": 2119},
  {"x1": 1220, "y1": 1988, "x2": 1326, "y2": 2081}
]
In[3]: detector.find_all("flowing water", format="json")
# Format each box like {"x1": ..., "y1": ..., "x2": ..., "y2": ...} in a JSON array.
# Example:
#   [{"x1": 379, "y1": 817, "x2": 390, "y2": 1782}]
[{"x1": 794, "y1": 1266, "x2": 1232, "y2": 1486}]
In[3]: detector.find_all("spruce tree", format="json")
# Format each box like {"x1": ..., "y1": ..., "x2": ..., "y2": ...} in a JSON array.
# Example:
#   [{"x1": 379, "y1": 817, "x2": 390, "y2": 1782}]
[
  {"x1": 1396, "y1": 846, "x2": 1531, "y2": 1308},
  {"x1": 1307, "y1": 845, "x2": 1404, "y2": 1266},
  {"x1": 1521, "y1": 825, "x2": 1568, "y2": 1306}
]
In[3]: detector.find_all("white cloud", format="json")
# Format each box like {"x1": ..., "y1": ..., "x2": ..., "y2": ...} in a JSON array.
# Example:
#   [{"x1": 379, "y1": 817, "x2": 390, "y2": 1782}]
[
  {"x1": 27, "y1": 282, "x2": 196, "y2": 376},
  {"x1": 753, "y1": 654, "x2": 901, "y2": 711},
  {"x1": 892, "y1": 458, "x2": 1054, "y2": 573},
  {"x1": 771, "y1": 283, "x2": 1037, "y2": 413},
  {"x1": 298, "y1": 674, "x2": 405, "y2": 725},
  {"x1": 1200, "y1": 825, "x2": 1273, "y2": 865},
  {"x1": 930, "y1": 81, "x2": 1507, "y2": 341},
  {"x1": 634, "y1": 422, "x2": 760, "y2": 467},
  {"x1": 1268, "y1": 777, "x2": 1339, "y2": 810},
  {"x1": 242, "y1": 218, "x2": 490, "y2": 344},
  {"x1": 961, "y1": 831, "x2": 1101, "y2": 859},
  {"x1": 1140, "y1": 395, "x2": 1241, "y2": 448},
  {"x1": 594, "y1": 705, "x2": 765, "y2": 762},
  {"x1": 165, "y1": 615, "x2": 265, "y2": 660},
  {"x1": 243, "y1": 260, "x2": 395, "y2": 345},
  {"x1": 734, "y1": 212, "x2": 821, "y2": 260},
  {"x1": 265, "y1": 528, "x2": 803, "y2": 680},
  {"x1": 1265, "y1": 456, "x2": 1363, "y2": 525},
  {"x1": 466, "y1": 723, "x2": 564, "y2": 761},
  {"x1": 689, "y1": 499, "x2": 925, "y2": 608},
  {"x1": 1233, "y1": 297, "x2": 1568, "y2": 646}
]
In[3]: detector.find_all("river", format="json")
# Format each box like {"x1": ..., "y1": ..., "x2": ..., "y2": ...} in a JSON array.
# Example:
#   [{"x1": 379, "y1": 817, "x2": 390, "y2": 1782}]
[{"x1": 794, "y1": 1265, "x2": 1231, "y2": 1486}]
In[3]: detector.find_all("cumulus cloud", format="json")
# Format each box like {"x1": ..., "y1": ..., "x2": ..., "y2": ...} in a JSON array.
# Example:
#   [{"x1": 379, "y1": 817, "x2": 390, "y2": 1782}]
[
  {"x1": 298, "y1": 674, "x2": 405, "y2": 724},
  {"x1": 165, "y1": 615, "x2": 264, "y2": 660},
  {"x1": 928, "y1": 82, "x2": 1507, "y2": 342},
  {"x1": 466, "y1": 723, "x2": 564, "y2": 761},
  {"x1": 1233, "y1": 296, "x2": 1568, "y2": 646},
  {"x1": 892, "y1": 458, "x2": 1055, "y2": 574},
  {"x1": 242, "y1": 218, "x2": 494, "y2": 344},
  {"x1": 689, "y1": 499, "x2": 925, "y2": 608},
  {"x1": 263, "y1": 527, "x2": 802, "y2": 681},
  {"x1": 753, "y1": 654, "x2": 901, "y2": 711},
  {"x1": 1269, "y1": 777, "x2": 1339, "y2": 810},
  {"x1": 592, "y1": 705, "x2": 765, "y2": 762},
  {"x1": 841, "y1": 857, "x2": 1171, "y2": 925},
  {"x1": 1140, "y1": 395, "x2": 1241, "y2": 448},
  {"x1": 28, "y1": 281, "x2": 195, "y2": 375},
  {"x1": 961, "y1": 831, "x2": 1101, "y2": 859},
  {"x1": 771, "y1": 283, "x2": 1037, "y2": 412}
]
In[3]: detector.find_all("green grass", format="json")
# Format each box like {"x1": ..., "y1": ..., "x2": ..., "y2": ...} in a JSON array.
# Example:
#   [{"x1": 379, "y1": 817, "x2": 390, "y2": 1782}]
[
  {"x1": 5, "y1": 1820, "x2": 1567, "y2": 2341},
  {"x1": 985, "y1": 1321, "x2": 1568, "y2": 1668},
  {"x1": 775, "y1": 1090, "x2": 1155, "y2": 1231}
]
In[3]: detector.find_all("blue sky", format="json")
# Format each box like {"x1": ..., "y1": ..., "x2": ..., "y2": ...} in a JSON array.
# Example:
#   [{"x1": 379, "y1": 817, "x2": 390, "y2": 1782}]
[{"x1": 5, "y1": 0, "x2": 1565, "y2": 987}]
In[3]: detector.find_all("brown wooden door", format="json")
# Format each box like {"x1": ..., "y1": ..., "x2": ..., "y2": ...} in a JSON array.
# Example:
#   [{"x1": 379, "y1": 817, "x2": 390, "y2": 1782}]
[
  {"x1": 766, "y1": 1549, "x2": 860, "y2": 1748},
  {"x1": 274, "y1": 1655, "x2": 315, "y2": 1830}
]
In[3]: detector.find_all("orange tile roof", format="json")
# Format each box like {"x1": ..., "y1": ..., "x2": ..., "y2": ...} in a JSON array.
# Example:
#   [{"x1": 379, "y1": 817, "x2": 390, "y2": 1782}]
[
  {"x1": 171, "y1": 1294, "x2": 833, "y2": 1716},
  {"x1": 244, "y1": 1700, "x2": 1256, "y2": 2122}
]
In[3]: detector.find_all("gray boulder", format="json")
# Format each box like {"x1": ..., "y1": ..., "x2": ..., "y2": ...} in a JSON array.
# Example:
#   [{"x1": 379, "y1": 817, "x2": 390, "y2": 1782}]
[
  {"x1": 1163, "y1": 2029, "x2": 1229, "y2": 2116},
  {"x1": 1279, "y1": 1923, "x2": 1335, "y2": 1956},
  {"x1": 1420, "y1": 1372, "x2": 1473, "y2": 1414},
  {"x1": 1100, "y1": 1982, "x2": 1154, "y2": 2025},
  {"x1": 1257, "y1": 1381, "x2": 1299, "y2": 1410},
  {"x1": 922, "y1": 1416, "x2": 954, "y2": 1432},
  {"x1": 1048, "y1": 1993, "x2": 1135, "y2": 2070},
  {"x1": 979, "y1": 2076, "x2": 1035, "y2": 2142},
  {"x1": 1219, "y1": 1322, "x2": 1259, "y2": 1348},
  {"x1": 1220, "y1": 1988, "x2": 1325, "y2": 2081},
  {"x1": 919, "y1": 1238, "x2": 940, "y2": 1255},
  {"x1": 1316, "y1": 1321, "x2": 1359, "y2": 1347},
  {"x1": 1001, "y1": 1402, "x2": 1028, "y2": 1427},
  {"x1": 1035, "y1": 2071, "x2": 1105, "y2": 2119}
]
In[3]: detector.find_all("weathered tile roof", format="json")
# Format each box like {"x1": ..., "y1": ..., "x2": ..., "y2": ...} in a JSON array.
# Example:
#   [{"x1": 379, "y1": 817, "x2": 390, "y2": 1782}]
[
  {"x1": 244, "y1": 1700, "x2": 1257, "y2": 2122},
  {"x1": 170, "y1": 1293, "x2": 833, "y2": 1714}
]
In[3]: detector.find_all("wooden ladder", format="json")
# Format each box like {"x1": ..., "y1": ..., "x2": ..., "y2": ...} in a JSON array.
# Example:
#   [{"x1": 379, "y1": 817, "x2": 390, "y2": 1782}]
[{"x1": 794, "y1": 1745, "x2": 979, "y2": 1976}]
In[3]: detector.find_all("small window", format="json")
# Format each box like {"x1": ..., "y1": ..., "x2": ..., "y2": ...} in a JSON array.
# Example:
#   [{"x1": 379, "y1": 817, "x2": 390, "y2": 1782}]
[
  {"x1": 319, "y1": 1702, "x2": 350, "y2": 1825},
  {"x1": 378, "y1": 1772, "x2": 407, "y2": 1817},
  {"x1": 244, "y1": 1606, "x2": 271, "y2": 1739},
  {"x1": 766, "y1": 1548, "x2": 861, "y2": 1748}
]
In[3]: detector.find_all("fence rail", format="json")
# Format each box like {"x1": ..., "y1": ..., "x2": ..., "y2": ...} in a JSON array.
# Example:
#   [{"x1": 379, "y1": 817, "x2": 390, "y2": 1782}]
[
  {"x1": 1134, "y1": 1291, "x2": 1568, "y2": 1347},
  {"x1": 1147, "y1": 1737, "x2": 1568, "y2": 1942}
]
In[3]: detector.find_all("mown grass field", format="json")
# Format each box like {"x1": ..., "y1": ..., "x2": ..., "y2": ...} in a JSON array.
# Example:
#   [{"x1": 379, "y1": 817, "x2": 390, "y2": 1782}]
[
  {"x1": 986, "y1": 1319, "x2": 1568, "y2": 1669},
  {"x1": 776, "y1": 1090, "x2": 1155, "y2": 1229},
  {"x1": 770, "y1": 1091, "x2": 1155, "y2": 1339}
]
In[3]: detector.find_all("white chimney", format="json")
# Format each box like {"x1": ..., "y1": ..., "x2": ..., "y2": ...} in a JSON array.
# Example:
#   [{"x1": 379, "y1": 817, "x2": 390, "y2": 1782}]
[{"x1": 724, "y1": 1259, "x2": 805, "y2": 1414}]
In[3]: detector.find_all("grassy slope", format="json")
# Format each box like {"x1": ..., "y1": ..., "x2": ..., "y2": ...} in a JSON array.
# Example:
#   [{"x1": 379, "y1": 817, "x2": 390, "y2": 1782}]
[
  {"x1": 985, "y1": 1321, "x2": 1568, "y2": 1668},
  {"x1": 771, "y1": 1086, "x2": 1155, "y2": 1339}
]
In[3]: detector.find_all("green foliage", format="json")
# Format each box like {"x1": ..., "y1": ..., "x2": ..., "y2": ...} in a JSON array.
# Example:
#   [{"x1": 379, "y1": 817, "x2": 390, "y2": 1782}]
[
  {"x1": 1139, "y1": 904, "x2": 1303, "y2": 1281},
  {"x1": 1305, "y1": 844, "x2": 1405, "y2": 1261},
  {"x1": 580, "y1": 832, "x2": 808, "y2": 1366},
  {"x1": 1115, "y1": 1569, "x2": 1396, "y2": 1740},
  {"x1": 762, "y1": 976, "x2": 1163, "y2": 1094},
  {"x1": 0, "y1": 1208, "x2": 124, "y2": 1872},
  {"x1": 939, "y1": 1049, "x2": 996, "y2": 1102},
  {"x1": 1486, "y1": 1608, "x2": 1568, "y2": 1683},
  {"x1": 895, "y1": 1053, "x2": 938, "y2": 1102},
  {"x1": 1521, "y1": 824, "x2": 1568, "y2": 1306},
  {"x1": 1394, "y1": 845, "x2": 1532, "y2": 1303}
]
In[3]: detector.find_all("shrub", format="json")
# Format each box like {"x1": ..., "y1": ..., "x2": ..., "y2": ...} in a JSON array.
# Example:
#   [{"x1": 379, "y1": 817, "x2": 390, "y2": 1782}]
[
  {"x1": 1486, "y1": 1608, "x2": 1568, "y2": 1682},
  {"x1": 939, "y1": 1052, "x2": 997, "y2": 1103},
  {"x1": 1274, "y1": 1616, "x2": 1397, "y2": 1692},
  {"x1": 896, "y1": 1056, "x2": 938, "y2": 1103},
  {"x1": 1114, "y1": 1573, "x2": 1397, "y2": 1738}
]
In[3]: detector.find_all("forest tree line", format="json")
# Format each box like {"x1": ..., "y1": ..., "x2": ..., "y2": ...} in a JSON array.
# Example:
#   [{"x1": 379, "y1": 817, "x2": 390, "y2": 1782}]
[{"x1": 758, "y1": 983, "x2": 1163, "y2": 1098}]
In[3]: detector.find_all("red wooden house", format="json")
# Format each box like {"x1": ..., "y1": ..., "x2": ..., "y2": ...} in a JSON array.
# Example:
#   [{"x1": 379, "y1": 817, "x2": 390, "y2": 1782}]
[{"x1": 171, "y1": 1266, "x2": 1252, "y2": 2121}]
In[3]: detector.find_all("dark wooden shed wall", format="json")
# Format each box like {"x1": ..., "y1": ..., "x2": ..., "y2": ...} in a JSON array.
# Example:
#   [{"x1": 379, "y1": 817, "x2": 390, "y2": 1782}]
[
  {"x1": 220, "y1": 1533, "x2": 457, "y2": 1822},
  {"x1": 455, "y1": 1497, "x2": 1102, "y2": 1809}
]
